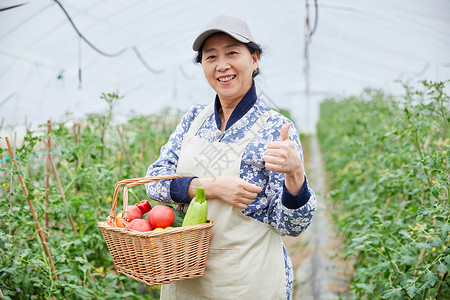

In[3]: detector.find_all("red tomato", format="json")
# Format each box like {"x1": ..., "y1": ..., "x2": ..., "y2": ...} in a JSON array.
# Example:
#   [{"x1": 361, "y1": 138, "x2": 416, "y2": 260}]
[
  {"x1": 126, "y1": 205, "x2": 142, "y2": 221},
  {"x1": 148, "y1": 205, "x2": 174, "y2": 229},
  {"x1": 128, "y1": 219, "x2": 152, "y2": 232}
]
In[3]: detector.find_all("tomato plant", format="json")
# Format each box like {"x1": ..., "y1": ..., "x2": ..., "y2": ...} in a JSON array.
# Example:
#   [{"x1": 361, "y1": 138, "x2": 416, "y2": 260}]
[
  {"x1": 0, "y1": 93, "x2": 181, "y2": 299},
  {"x1": 317, "y1": 81, "x2": 449, "y2": 299}
]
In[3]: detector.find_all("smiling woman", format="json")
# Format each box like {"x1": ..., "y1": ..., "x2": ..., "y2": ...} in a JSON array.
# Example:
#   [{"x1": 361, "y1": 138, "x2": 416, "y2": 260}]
[
  {"x1": 145, "y1": 14, "x2": 316, "y2": 300},
  {"x1": 194, "y1": 37, "x2": 263, "y2": 78},
  {"x1": 199, "y1": 33, "x2": 259, "y2": 128}
]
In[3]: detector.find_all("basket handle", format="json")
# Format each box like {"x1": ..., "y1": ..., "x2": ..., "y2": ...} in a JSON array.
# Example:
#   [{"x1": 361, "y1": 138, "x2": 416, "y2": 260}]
[{"x1": 110, "y1": 175, "x2": 182, "y2": 221}]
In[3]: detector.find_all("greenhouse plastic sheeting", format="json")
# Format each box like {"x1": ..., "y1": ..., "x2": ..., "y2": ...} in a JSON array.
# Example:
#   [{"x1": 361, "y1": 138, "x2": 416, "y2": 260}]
[{"x1": 1, "y1": 0, "x2": 449, "y2": 132}]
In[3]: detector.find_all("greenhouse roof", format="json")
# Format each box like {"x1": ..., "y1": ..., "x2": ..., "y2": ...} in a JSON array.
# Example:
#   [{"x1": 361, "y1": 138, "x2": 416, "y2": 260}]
[{"x1": 1, "y1": 0, "x2": 449, "y2": 132}]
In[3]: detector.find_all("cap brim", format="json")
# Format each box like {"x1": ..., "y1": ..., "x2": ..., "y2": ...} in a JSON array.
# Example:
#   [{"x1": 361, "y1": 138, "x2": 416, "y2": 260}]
[{"x1": 192, "y1": 29, "x2": 251, "y2": 51}]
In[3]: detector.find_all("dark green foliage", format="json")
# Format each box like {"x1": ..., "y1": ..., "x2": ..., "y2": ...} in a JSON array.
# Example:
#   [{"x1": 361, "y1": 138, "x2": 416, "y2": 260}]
[
  {"x1": 317, "y1": 81, "x2": 449, "y2": 299},
  {"x1": 0, "y1": 94, "x2": 181, "y2": 299}
]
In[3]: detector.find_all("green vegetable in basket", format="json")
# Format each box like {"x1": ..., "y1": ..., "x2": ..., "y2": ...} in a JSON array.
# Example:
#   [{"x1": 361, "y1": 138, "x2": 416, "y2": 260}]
[
  {"x1": 171, "y1": 208, "x2": 186, "y2": 227},
  {"x1": 182, "y1": 187, "x2": 207, "y2": 227}
]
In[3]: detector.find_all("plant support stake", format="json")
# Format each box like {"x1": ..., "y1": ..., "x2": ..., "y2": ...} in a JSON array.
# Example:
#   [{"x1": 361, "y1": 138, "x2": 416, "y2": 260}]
[
  {"x1": 44, "y1": 139, "x2": 78, "y2": 234},
  {"x1": 45, "y1": 120, "x2": 51, "y2": 227},
  {"x1": 118, "y1": 126, "x2": 137, "y2": 178},
  {"x1": 5, "y1": 137, "x2": 58, "y2": 280}
]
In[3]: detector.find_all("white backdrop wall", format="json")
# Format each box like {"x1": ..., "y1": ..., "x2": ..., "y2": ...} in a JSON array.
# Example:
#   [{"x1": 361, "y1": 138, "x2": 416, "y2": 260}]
[{"x1": 1, "y1": 0, "x2": 449, "y2": 133}]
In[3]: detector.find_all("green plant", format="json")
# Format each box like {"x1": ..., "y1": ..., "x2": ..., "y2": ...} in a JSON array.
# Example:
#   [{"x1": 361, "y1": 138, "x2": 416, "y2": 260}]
[
  {"x1": 317, "y1": 81, "x2": 449, "y2": 299},
  {"x1": 0, "y1": 93, "x2": 181, "y2": 299}
]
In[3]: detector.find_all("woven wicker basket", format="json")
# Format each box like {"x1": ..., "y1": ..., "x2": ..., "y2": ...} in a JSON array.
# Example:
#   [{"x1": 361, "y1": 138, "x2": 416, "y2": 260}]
[{"x1": 97, "y1": 175, "x2": 214, "y2": 286}]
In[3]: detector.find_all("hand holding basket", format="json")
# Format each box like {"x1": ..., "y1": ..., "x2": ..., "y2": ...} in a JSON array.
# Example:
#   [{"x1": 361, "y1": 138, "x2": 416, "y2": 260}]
[{"x1": 97, "y1": 175, "x2": 214, "y2": 285}]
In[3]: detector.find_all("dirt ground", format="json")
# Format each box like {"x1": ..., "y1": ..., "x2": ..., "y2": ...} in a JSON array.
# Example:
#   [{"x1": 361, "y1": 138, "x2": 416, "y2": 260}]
[{"x1": 283, "y1": 135, "x2": 355, "y2": 299}]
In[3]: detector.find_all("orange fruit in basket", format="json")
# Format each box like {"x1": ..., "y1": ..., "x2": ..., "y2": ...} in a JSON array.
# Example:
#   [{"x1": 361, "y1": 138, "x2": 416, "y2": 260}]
[
  {"x1": 106, "y1": 215, "x2": 120, "y2": 227},
  {"x1": 115, "y1": 217, "x2": 129, "y2": 228}
]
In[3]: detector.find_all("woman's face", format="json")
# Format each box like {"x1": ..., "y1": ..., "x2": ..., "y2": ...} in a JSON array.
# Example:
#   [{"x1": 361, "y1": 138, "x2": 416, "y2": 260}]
[{"x1": 201, "y1": 33, "x2": 259, "y2": 105}]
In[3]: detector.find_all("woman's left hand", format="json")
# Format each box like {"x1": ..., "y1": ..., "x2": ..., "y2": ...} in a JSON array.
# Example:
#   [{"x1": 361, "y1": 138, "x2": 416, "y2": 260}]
[{"x1": 264, "y1": 123, "x2": 305, "y2": 195}]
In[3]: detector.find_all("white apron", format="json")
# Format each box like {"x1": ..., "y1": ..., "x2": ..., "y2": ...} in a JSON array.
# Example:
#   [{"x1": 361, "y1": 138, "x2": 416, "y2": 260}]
[{"x1": 161, "y1": 104, "x2": 287, "y2": 300}]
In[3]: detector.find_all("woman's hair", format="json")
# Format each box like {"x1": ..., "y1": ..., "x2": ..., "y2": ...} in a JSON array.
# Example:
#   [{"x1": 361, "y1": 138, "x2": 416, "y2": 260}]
[{"x1": 194, "y1": 41, "x2": 263, "y2": 79}]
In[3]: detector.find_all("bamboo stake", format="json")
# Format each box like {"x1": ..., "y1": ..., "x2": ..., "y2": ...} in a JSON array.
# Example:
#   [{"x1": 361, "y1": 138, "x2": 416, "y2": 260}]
[
  {"x1": 5, "y1": 137, "x2": 58, "y2": 281},
  {"x1": 118, "y1": 149, "x2": 123, "y2": 174},
  {"x1": 9, "y1": 133, "x2": 17, "y2": 214},
  {"x1": 45, "y1": 121, "x2": 51, "y2": 227},
  {"x1": 140, "y1": 138, "x2": 145, "y2": 163},
  {"x1": 44, "y1": 139, "x2": 78, "y2": 234},
  {"x1": 117, "y1": 126, "x2": 137, "y2": 178},
  {"x1": 8, "y1": 133, "x2": 16, "y2": 236},
  {"x1": 0, "y1": 117, "x2": 6, "y2": 180},
  {"x1": 147, "y1": 143, "x2": 153, "y2": 163},
  {"x1": 76, "y1": 123, "x2": 81, "y2": 142},
  {"x1": 48, "y1": 129, "x2": 92, "y2": 273},
  {"x1": 72, "y1": 123, "x2": 81, "y2": 193},
  {"x1": 100, "y1": 116, "x2": 106, "y2": 161},
  {"x1": 75, "y1": 123, "x2": 81, "y2": 191},
  {"x1": 415, "y1": 216, "x2": 437, "y2": 270},
  {"x1": 68, "y1": 125, "x2": 92, "y2": 274}
]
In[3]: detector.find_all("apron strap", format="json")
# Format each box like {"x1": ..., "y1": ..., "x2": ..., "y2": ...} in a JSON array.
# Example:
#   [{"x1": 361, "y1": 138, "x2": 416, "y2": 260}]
[
  {"x1": 175, "y1": 103, "x2": 213, "y2": 212},
  {"x1": 183, "y1": 103, "x2": 214, "y2": 143}
]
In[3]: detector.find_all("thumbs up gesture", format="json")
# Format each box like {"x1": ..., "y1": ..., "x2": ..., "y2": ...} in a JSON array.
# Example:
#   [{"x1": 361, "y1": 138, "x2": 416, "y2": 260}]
[
  {"x1": 279, "y1": 122, "x2": 291, "y2": 142},
  {"x1": 264, "y1": 123, "x2": 305, "y2": 194}
]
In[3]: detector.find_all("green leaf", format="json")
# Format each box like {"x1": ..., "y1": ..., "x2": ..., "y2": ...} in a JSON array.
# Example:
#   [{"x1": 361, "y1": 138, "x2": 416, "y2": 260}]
[
  {"x1": 445, "y1": 255, "x2": 450, "y2": 266},
  {"x1": 437, "y1": 262, "x2": 448, "y2": 274},
  {"x1": 401, "y1": 254, "x2": 417, "y2": 265},
  {"x1": 381, "y1": 287, "x2": 402, "y2": 299},
  {"x1": 406, "y1": 285, "x2": 417, "y2": 298},
  {"x1": 408, "y1": 206, "x2": 418, "y2": 214},
  {"x1": 439, "y1": 222, "x2": 449, "y2": 241},
  {"x1": 354, "y1": 244, "x2": 366, "y2": 250},
  {"x1": 424, "y1": 270, "x2": 438, "y2": 287},
  {"x1": 399, "y1": 230, "x2": 411, "y2": 238},
  {"x1": 78, "y1": 264, "x2": 92, "y2": 273},
  {"x1": 354, "y1": 283, "x2": 374, "y2": 293},
  {"x1": 73, "y1": 256, "x2": 86, "y2": 264},
  {"x1": 415, "y1": 242, "x2": 431, "y2": 249}
]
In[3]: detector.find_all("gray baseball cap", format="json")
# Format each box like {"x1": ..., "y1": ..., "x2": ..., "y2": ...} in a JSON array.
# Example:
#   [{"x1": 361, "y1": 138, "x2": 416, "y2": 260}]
[{"x1": 192, "y1": 15, "x2": 256, "y2": 51}]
